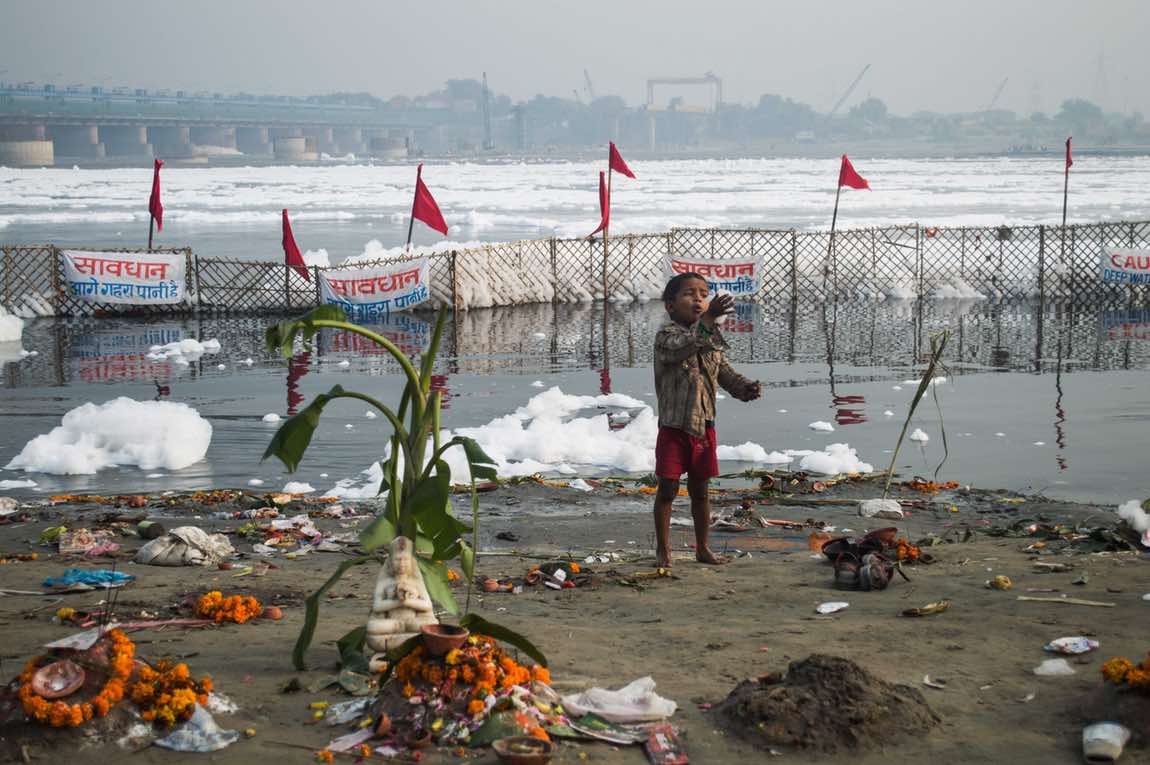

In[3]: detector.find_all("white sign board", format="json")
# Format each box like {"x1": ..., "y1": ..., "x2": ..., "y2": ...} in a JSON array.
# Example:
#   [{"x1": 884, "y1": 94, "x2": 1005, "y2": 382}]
[
  {"x1": 664, "y1": 256, "x2": 761, "y2": 298},
  {"x1": 61, "y1": 250, "x2": 186, "y2": 305},
  {"x1": 318, "y1": 258, "x2": 431, "y2": 319},
  {"x1": 1100, "y1": 248, "x2": 1150, "y2": 286}
]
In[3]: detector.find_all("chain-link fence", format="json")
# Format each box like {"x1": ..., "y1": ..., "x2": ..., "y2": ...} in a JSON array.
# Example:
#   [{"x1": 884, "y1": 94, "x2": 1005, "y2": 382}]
[{"x1": 4, "y1": 219, "x2": 1148, "y2": 317}]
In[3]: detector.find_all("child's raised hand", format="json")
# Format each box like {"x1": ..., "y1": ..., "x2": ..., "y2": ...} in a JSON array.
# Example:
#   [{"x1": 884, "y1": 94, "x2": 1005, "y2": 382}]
[
  {"x1": 705, "y1": 293, "x2": 735, "y2": 319},
  {"x1": 746, "y1": 382, "x2": 763, "y2": 401}
]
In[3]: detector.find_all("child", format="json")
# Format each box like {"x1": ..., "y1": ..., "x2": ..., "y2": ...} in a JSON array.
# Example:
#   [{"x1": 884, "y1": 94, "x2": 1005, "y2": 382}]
[{"x1": 653, "y1": 273, "x2": 761, "y2": 567}]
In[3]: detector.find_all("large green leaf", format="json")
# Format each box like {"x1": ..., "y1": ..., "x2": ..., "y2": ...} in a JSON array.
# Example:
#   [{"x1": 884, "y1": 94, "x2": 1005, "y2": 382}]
[
  {"x1": 456, "y1": 436, "x2": 498, "y2": 481},
  {"x1": 416, "y1": 556, "x2": 460, "y2": 616},
  {"x1": 459, "y1": 540, "x2": 476, "y2": 581},
  {"x1": 263, "y1": 384, "x2": 346, "y2": 472},
  {"x1": 266, "y1": 304, "x2": 349, "y2": 358},
  {"x1": 359, "y1": 513, "x2": 397, "y2": 552},
  {"x1": 336, "y1": 625, "x2": 369, "y2": 675},
  {"x1": 411, "y1": 460, "x2": 472, "y2": 559},
  {"x1": 460, "y1": 614, "x2": 548, "y2": 667},
  {"x1": 292, "y1": 555, "x2": 373, "y2": 670}
]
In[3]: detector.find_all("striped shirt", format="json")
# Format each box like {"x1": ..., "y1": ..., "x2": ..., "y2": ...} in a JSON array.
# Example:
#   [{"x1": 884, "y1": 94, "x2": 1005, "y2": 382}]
[{"x1": 654, "y1": 320, "x2": 757, "y2": 438}]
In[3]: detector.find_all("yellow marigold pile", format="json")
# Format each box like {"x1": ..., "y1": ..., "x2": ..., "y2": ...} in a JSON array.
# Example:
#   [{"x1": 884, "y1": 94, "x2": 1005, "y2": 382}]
[
  {"x1": 194, "y1": 591, "x2": 263, "y2": 624},
  {"x1": 17, "y1": 628, "x2": 135, "y2": 728},
  {"x1": 394, "y1": 636, "x2": 550, "y2": 715},
  {"x1": 129, "y1": 660, "x2": 213, "y2": 727},
  {"x1": 1102, "y1": 654, "x2": 1150, "y2": 691}
]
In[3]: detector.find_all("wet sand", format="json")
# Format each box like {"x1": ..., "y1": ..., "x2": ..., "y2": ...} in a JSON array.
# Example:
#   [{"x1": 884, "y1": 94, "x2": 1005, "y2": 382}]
[{"x1": 0, "y1": 480, "x2": 1147, "y2": 764}]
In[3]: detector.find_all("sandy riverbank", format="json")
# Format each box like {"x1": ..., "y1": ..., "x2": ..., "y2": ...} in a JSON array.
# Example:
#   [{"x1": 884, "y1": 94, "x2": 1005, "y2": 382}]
[{"x1": 0, "y1": 479, "x2": 1147, "y2": 764}]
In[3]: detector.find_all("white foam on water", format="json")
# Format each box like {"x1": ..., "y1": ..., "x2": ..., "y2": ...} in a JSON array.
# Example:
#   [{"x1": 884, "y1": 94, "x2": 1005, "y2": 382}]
[
  {"x1": 0, "y1": 478, "x2": 37, "y2": 489},
  {"x1": 568, "y1": 478, "x2": 593, "y2": 492},
  {"x1": 716, "y1": 443, "x2": 793, "y2": 464},
  {"x1": 1118, "y1": 500, "x2": 1150, "y2": 534},
  {"x1": 883, "y1": 410, "x2": 895, "y2": 416},
  {"x1": 995, "y1": 432, "x2": 1006, "y2": 437},
  {"x1": 5, "y1": 398, "x2": 211, "y2": 475},
  {"x1": 531, "y1": 381, "x2": 545, "y2": 388},
  {"x1": 337, "y1": 360, "x2": 350, "y2": 368},
  {"x1": 364, "y1": 411, "x2": 377, "y2": 419},
  {"x1": 777, "y1": 409, "x2": 788, "y2": 413},
  {"x1": 282, "y1": 481, "x2": 314, "y2": 494},
  {"x1": 532, "y1": 332, "x2": 546, "y2": 339},
  {"x1": 1033, "y1": 441, "x2": 1046, "y2": 446},
  {"x1": 146, "y1": 338, "x2": 221, "y2": 364},
  {"x1": 261, "y1": 413, "x2": 282, "y2": 423},
  {"x1": 247, "y1": 479, "x2": 265, "y2": 486},
  {"x1": 910, "y1": 428, "x2": 930, "y2": 442},
  {"x1": 902, "y1": 377, "x2": 947, "y2": 387},
  {"x1": 242, "y1": 358, "x2": 254, "y2": 366},
  {"x1": 930, "y1": 278, "x2": 987, "y2": 300},
  {"x1": 0, "y1": 309, "x2": 24, "y2": 344},
  {"x1": 797, "y1": 443, "x2": 873, "y2": 475},
  {"x1": 809, "y1": 421, "x2": 835, "y2": 432}
]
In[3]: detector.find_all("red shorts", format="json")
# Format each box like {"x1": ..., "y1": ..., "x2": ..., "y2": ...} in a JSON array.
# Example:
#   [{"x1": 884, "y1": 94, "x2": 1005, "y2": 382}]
[{"x1": 655, "y1": 425, "x2": 719, "y2": 480}]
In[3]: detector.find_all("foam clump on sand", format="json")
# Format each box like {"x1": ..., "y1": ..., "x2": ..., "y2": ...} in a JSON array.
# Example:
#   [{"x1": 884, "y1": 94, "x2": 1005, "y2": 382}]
[
  {"x1": 795, "y1": 443, "x2": 873, "y2": 476},
  {"x1": 325, "y1": 388, "x2": 876, "y2": 497},
  {"x1": 146, "y1": 338, "x2": 221, "y2": 365},
  {"x1": 5, "y1": 398, "x2": 212, "y2": 475}
]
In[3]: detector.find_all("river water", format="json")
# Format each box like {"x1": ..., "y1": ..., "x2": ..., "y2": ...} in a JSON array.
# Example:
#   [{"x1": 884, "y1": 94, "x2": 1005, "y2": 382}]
[{"x1": 1, "y1": 158, "x2": 1148, "y2": 505}]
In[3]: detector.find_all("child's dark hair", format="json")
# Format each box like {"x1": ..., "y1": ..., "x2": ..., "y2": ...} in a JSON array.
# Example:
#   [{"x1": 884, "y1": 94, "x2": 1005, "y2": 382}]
[{"x1": 662, "y1": 272, "x2": 707, "y2": 303}]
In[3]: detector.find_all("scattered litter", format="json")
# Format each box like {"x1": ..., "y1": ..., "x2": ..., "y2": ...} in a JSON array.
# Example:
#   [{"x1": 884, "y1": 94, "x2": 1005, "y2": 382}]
[
  {"x1": 261, "y1": 413, "x2": 281, "y2": 423},
  {"x1": 816, "y1": 602, "x2": 849, "y2": 615},
  {"x1": 808, "y1": 421, "x2": 835, "y2": 432},
  {"x1": 987, "y1": 575, "x2": 1013, "y2": 590},
  {"x1": 644, "y1": 723, "x2": 688, "y2": 765},
  {"x1": 242, "y1": 358, "x2": 254, "y2": 366},
  {"x1": 561, "y1": 677, "x2": 677, "y2": 723},
  {"x1": 43, "y1": 568, "x2": 134, "y2": 590},
  {"x1": 135, "y1": 526, "x2": 235, "y2": 567},
  {"x1": 1044, "y1": 637, "x2": 1099, "y2": 655},
  {"x1": 859, "y1": 498, "x2": 904, "y2": 519},
  {"x1": 921, "y1": 675, "x2": 947, "y2": 690},
  {"x1": 325, "y1": 698, "x2": 372, "y2": 726},
  {"x1": 1017, "y1": 596, "x2": 1115, "y2": 608},
  {"x1": 902, "y1": 600, "x2": 951, "y2": 617},
  {"x1": 1033, "y1": 659, "x2": 1075, "y2": 676},
  {"x1": 1018, "y1": 692, "x2": 1036, "y2": 703},
  {"x1": 247, "y1": 479, "x2": 264, "y2": 486},
  {"x1": 531, "y1": 381, "x2": 545, "y2": 388},
  {"x1": 154, "y1": 704, "x2": 240, "y2": 753},
  {"x1": 1082, "y1": 722, "x2": 1131, "y2": 764},
  {"x1": 883, "y1": 410, "x2": 894, "y2": 416}
]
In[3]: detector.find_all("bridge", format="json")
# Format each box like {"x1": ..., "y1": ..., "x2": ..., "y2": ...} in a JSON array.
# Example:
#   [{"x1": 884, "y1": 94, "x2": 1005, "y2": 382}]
[{"x1": 0, "y1": 82, "x2": 432, "y2": 166}]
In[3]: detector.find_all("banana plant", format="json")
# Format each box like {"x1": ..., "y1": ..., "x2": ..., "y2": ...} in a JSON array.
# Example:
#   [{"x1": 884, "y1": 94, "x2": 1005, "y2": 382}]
[{"x1": 263, "y1": 305, "x2": 542, "y2": 671}]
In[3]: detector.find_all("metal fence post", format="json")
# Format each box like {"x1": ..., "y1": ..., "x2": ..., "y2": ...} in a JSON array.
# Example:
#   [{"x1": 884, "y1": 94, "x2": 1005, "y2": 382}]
[
  {"x1": 1, "y1": 246, "x2": 9, "y2": 308},
  {"x1": 710, "y1": 229, "x2": 716, "y2": 258},
  {"x1": 915, "y1": 224, "x2": 923, "y2": 298},
  {"x1": 50, "y1": 246, "x2": 62, "y2": 315},
  {"x1": 1037, "y1": 225, "x2": 1046, "y2": 302},
  {"x1": 550, "y1": 238, "x2": 558, "y2": 303},
  {"x1": 450, "y1": 250, "x2": 459, "y2": 311},
  {"x1": 789, "y1": 230, "x2": 799, "y2": 300},
  {"x1": 312, "y1": 266, "x2": 321, "y2": 306},
  {"x1": 284, "y1": 265, "x2": 291, "y2": 309}
]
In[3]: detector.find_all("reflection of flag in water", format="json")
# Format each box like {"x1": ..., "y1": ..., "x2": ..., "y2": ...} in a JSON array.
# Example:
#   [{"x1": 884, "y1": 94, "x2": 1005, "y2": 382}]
[
  {"x1": 430, "y1": 374, "x2": 452, "y2": 410},
  {"x1": 599, "y1": 367, "x2": 611, "y2": 396},
  {"x1": 287, "y1": 351, "x2": 311, "y2": 415},
  {"x1": 833, "y1": 393, "x2": 867, "y2": 425}
]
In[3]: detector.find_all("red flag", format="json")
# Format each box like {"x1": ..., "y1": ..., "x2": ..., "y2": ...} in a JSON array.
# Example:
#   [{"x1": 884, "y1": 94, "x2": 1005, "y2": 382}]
[
  {"x1": 148, "y1": 158, "x2": 164, "y2": 230},
  {"x1": 1065, "y1": 136, "x2": 1073, "y2": 171},
  {"x1": 281, "y1": 209, "x2": 311, "y2": 282},
  {"x1": 588, "y1": 171, "x2": 609, "y2": 237},
  {"x1": 837, "y1": 154, "x2": 870, "y2": 190},
  {"x1": 609, "y1": 142, "x2": 635, "y2": 179},
  {"x1": 411, "y1": 164, "x2": 448, "y2": 236}
]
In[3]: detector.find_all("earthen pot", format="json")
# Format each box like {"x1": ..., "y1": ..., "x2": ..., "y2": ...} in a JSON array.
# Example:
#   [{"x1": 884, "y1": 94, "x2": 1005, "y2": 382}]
[
  {"x1": 31, "y1": 659, "x2": 85, "y2": 699},
  {"x1": 419, "y1": 624, "x2": 469, "y2": 657},
  {"x1": 492, "y1": 736, "x2": 553, "y2": 765}
]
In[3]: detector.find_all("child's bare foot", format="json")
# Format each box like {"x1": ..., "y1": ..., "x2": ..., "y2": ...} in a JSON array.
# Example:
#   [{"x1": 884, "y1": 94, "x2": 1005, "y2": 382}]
[{"x1": 695, "y1": 547, "x2": 729, "y2": 565}]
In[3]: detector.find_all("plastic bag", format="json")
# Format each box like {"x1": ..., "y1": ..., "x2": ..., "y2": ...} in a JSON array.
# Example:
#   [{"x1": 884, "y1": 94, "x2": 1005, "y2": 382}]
[
  {"x1": 562, "y1": 677, "x2": 677, "y2": 723},
  {"x1": 135, "y1": 526, "x2": 234, "y2": 566}
]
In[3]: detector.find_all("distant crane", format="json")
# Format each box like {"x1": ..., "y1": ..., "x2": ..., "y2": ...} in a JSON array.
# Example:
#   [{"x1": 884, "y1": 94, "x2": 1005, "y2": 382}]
[
  {"x1": 646, "y1": 72, "x2": 723, "y2": 111},
  {"x1": 583, "y1": 69, "x2": 596, "y2": 102},
  {"x1": 827, "y1": 64, "x2": 870, "y2": 118},
  {"x1": 481, "y1": 72, "x2": 493, "y2": 151},
  {"x1": 982, "y1": 77, "x2": 1009, "y2": 113}
]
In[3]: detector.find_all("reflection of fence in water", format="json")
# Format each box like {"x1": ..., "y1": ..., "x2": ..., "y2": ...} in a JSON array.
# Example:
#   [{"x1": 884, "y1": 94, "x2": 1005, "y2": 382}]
[
  {"x1": 4, "y1": 300, "x2": 1150, "y2": 391},
  {"x1": 4, "y1": 221, "x2": 1149, "y2": 318}
]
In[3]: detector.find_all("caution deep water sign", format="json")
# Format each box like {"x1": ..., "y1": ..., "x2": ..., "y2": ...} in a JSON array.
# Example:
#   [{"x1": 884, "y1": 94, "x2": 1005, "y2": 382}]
[{"x1": 1100, "y1": 248, "x2": 1150, "y2": 285}]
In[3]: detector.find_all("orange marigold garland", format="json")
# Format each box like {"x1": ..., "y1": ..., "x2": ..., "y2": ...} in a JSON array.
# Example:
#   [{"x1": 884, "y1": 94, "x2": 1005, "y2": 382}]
[
  {"x1": 17, "y1": 628, "x2": 135, "y2": 728},
  {"x1": 128, "y1": 659, "x2": 213, "y2": 727},
  {"x1": 194, "y1": 591, "x2": 263, "y2": 624},
  {"x1": 1102, "y1": 654, "x2": 1150, "y2": 691}
]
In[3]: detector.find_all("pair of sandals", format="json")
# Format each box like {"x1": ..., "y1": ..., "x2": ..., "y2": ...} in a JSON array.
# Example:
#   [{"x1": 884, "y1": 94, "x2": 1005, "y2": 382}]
[{"x1": 822, "y1": 528, "x2": 907, "y2": 591}]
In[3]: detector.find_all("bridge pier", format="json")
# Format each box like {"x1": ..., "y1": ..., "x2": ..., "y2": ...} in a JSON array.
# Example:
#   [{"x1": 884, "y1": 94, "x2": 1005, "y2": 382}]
[
  {"x1": 148, "y1": 126, "x2": 193, "y2": 159},
  {"x1": 333, "y1": 127, "x2": 365, "y2": 155},
  {"x1": 303, "y1": 127, "x2": 336, "y2": 155},
  {"x1": 101, "y1": 125, "x2": 153, "y2": 158},
  {"x1": 190, "y1": 126, "x2": 237, "y2": 156},
  {"x1": 0, "y1": 140, "x2": 54, "y2": 167},
  {"x1": 236, "y1": 126, "x2": 271, "y2": 155},
  {"x1": 48, "y1": 124, "x2": 105, "y2": 159}
]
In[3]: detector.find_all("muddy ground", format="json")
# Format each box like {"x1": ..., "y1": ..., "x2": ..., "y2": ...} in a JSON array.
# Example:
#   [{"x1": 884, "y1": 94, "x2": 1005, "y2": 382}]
[{"x1": 0, "y1": 477, "x2": 1147, "y2": 764}]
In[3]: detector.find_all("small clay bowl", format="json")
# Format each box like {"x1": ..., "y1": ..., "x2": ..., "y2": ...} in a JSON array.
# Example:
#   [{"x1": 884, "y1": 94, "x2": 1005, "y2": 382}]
[
  {"x1": 31, "y1": 659, "x2": 85, "y2": 699},
  {"x1": 405, "y1": 730, "x2": 432, "y2": 750},
  {"x1": 492, "y1": 736, "x2": 553, "y2": 765},
  {"x1": 420, "y1": 624, "x2": 469, "y2": 657}
]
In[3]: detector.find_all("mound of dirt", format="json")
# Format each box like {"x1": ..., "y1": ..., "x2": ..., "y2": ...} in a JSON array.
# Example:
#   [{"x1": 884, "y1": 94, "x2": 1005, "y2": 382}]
[{"x1": 712, "y1": 654, "x2": 939, "y2": 753}]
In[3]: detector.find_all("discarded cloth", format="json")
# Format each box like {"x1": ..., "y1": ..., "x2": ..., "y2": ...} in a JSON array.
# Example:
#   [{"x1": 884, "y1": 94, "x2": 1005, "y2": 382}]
[
  {"x1": 154, "y1": 704, "x2": 239, "y2": 752},
  {"x1": 135, "y1": 526, "x2": 235, "y2": 566},
  {"x1": 43, "y1": 568, "x2": 134, "y2": 588},
  {"x1": 561, "y1": 676, "x2": 677, "y2": 723}
]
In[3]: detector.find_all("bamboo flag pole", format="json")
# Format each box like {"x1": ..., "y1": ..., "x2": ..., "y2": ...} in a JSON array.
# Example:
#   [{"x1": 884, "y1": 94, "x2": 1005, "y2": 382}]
[
  {"x1": 405, "y1": 166, "x2": 420, "y2": 253},
  {"x1": 1059, "y1": 136, "x2": 1072, "y2": 274},
  {"x1": 602, "y1": 160, "x2": 612, "y2": 301}
]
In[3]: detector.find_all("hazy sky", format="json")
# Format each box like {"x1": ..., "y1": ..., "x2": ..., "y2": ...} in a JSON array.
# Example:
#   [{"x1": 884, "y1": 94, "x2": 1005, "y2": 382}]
[{"x1": 3, "y1": 0, "x2": 1147, "y2": 116}]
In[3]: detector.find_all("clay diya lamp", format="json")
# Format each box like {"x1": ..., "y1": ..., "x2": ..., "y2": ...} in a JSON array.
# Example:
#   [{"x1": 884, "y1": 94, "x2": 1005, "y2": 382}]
[
  {"x1": 405, "y1": 729, "x2": 432, "y2": 750},
  {"x1": 419, "y1": 624, "x2": 469, "y2": 657},
  {"x1": 31, "y1": 659, "x2": 86, "y2": 699},
  {"x1": 492, "y1": 736, "x2": 553, "y2": 765}
]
